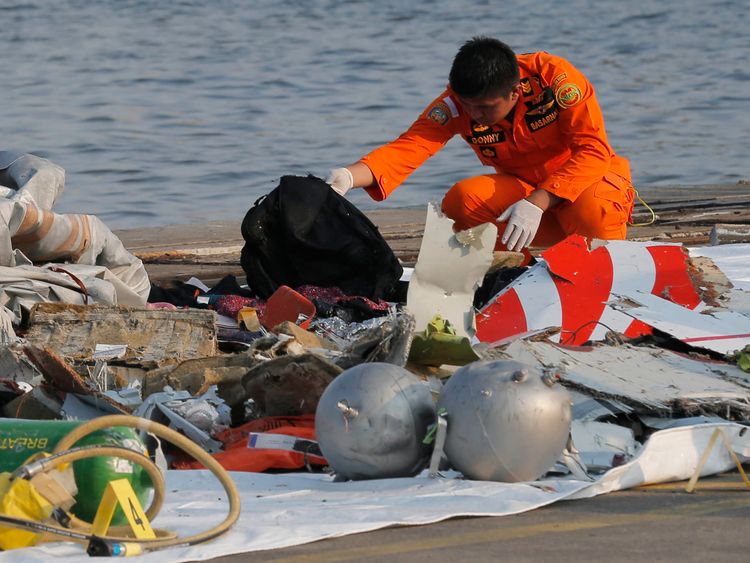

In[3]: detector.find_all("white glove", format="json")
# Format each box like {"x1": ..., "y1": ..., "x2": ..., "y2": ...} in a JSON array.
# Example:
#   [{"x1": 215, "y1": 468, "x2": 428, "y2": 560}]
[
  {"x1": 326, "y1": 167, "x2": 354, "y2": 196},
  {"x1": 497, "y1": 198, "x2": 543, "y2": 252}
]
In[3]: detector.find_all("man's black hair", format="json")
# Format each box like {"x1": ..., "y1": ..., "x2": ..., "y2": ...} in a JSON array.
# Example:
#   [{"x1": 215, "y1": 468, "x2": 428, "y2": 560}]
[{"x1": 449, "y1": 37, "x2": 520, "y2": 99}]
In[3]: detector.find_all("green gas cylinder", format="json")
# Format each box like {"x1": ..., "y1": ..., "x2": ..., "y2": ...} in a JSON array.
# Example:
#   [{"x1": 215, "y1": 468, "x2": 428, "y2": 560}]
[{"x1": 0, "y1": 419, "x2": 154, "y2": 523}]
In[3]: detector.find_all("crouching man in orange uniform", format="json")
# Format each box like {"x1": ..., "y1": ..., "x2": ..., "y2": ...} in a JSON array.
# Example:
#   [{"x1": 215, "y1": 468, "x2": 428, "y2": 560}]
[{"x1": 327, "y1": 36, "x2": 635, "y2": 254}]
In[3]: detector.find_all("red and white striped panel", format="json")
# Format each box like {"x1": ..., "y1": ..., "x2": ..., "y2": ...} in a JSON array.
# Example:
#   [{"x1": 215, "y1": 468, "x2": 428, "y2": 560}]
[{"x1": 476, "y1": 236, "x2": 703, "y2": 345}]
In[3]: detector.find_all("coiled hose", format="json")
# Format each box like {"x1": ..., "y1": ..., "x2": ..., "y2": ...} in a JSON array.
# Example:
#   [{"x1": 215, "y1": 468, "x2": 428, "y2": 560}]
[{"x1": 2, "y1": 414, "x2": 240, "y2": 555}]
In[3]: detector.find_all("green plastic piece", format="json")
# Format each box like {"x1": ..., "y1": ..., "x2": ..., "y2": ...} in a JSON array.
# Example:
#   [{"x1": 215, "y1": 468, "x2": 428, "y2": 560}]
[
  {"x1": 408, "y1": 315, "x2": 480, "y2": 366},
  {"x1": 737, "y1": 346, "x2": 750, "y2": 372}
]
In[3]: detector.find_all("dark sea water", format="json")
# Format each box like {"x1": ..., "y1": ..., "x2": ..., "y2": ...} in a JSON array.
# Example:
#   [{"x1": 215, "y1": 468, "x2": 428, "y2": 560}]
[{"x1": 1, "y1": 0, "x2": 747, "y2": 229}]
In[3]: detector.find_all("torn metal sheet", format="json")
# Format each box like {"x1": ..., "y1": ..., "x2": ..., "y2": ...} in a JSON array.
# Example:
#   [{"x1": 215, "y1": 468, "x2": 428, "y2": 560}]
[
  {"x1": 2, "y1": 385, "x2": 62, "y2": 419},
  {"x1": 685, "y1": 255, "x2": 734, "y2": 306},
  {"x1": 690, "y1": 244, "x2": 750, "y2": 314},
  {"x1": 638, "y1": 415, "x2": 730, "y2": 430},
  {"x1": 335, "y1": 311, "x2": 415, "y2": 368},
  {"x1": 477, "y1": 235, "x2": 704, "y2": 345},
  {"x1": 490, "y1": 339, "x2": 750, "y2": 416},
  {"x1": 61, "y1": 392, "x2": 124, "y2": 420},
  {"x1": 611, "y1": 290, "x2": 750, "y2": 355},
  {"x1": 133, "y1": 386, "x2": 228, "y2": 453},
  {"x1": 407, "y1": 202, "x2": 496, "y2": 338},
  {"x1": 571, "y1": 420, "x2": 638, "y2": 472},
  {"x1": 102, "y1": 386, "x2": 143, "y2": 409},
  {"x1": 93, "y1": 343, "x2": 128, "y2": 360},
  {"x1": 24, "y1": 345, "x2": 130, "y2": 414},
  {"x1": 692, "y1": 244, "x2": 750, "y2": 291},
  {"x1": 0, "y1": 344, "x2": 42, "y2": 385},
  {"x1": 569, "y1": 389, "x2": 633, "y2": 421}
]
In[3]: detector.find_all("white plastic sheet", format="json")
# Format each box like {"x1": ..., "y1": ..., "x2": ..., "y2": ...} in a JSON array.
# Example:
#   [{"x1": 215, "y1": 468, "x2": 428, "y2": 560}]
[
  {"x1": 3, "y1": 423, "x2": 747, "y2": 562},
  {"x1": 0, "y1": 151, "x2": 65, "y2": 210},
  {"x1": 0, "y1": 153, "x2": 150, "y2": 336}
]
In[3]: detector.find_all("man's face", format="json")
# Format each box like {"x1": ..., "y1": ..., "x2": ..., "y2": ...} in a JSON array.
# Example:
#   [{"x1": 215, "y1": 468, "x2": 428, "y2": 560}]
[{"x1": 458, "y1": 85, "x2": 521, "y2": 126}]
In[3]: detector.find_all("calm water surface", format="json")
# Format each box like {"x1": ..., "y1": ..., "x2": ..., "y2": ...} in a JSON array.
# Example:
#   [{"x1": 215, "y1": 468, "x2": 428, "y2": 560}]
[{"x1": 1, "y1": 0, "x2": 747, "y2": 229}]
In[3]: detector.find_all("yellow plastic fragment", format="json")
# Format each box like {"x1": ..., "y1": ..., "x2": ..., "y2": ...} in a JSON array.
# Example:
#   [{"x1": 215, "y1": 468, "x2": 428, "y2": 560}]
[{"x1": 0, "y1": 472, "x2": 55, "y2": 549}]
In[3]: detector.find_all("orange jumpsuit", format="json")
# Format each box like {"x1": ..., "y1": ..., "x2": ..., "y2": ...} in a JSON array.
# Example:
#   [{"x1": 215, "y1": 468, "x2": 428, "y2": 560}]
[{"x1": 360, "y1": 52, "x2": 635, "y2": 250}]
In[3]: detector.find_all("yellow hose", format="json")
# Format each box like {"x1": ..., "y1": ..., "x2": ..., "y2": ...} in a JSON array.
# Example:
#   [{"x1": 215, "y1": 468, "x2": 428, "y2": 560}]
[
  {"x1": 9, "y1": 414, "x2": 240, "y2": 552},
  {"x1": 19, "y1": 444, "x2": 173, "y2": 538}
]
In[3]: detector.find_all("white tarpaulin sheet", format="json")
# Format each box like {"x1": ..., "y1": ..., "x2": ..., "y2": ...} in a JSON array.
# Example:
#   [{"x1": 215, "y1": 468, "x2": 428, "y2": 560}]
[{"x1": 3, "y1": 423, "x2": 748, "y2": 562}]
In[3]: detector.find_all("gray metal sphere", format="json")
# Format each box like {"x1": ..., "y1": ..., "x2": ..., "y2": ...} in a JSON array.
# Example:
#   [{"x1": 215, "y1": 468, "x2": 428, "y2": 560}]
[
  {"x1": 315, "y1": 362, "x2": 436, "y2": 480},
  {"x1": 437, "y1": 359, "x2": 571, "y2": 482}
]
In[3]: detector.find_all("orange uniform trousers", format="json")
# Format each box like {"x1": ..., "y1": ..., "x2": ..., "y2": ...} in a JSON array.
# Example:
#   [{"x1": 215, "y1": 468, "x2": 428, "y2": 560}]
[{"x1": 441, "y1": 171, "x2": 635, "y2": 251}]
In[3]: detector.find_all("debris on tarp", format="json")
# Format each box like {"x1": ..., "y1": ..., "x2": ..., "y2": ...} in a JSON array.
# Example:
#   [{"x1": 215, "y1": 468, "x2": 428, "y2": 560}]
[
  {"x1": 2, "y1": 385, "x2": 62, "y2": 419},
  {"x1": 609, "y1": 290, "x2": 750, "y2": 355},
  {"x1": 134, "y1": 385, "x2": 231, "y2": 453},
  {"x1": 273, "y1": 321, "x2": 338, "y2": 351},
  {"x1": 408, "y1": 315, "x2": 480, "y2": 366},
  {"x1": 486, "y1": 338, "x2": 750, "y2": 417},
  {"x1": 241, "y1": 353, "x2": 342, "y2": 417},
  {"x1": 689, "y1": 244, "x2": 750, "y2": 314},
  {"x1": 3, "y1": 174, "x2": 750, "y2": 563},
  {"x1": 13, "y1": 423, "x2": 750, "y2": 562},
  {"x1": 23, "y1": 345, "x2": 130, "y2": 415},
  {"x1": 170, "y1": 414, "x2": 326, "y2": 473},
  {"x1": 570, "y1": 420, "x2": 638, "y2": 472},
  {"x1": 475, "y1": 235, "x2": 750, "y2": 348},
  {"x1": 0, "y1": 344, "x2": 42, "y2": 385},
  {"x1": 330, "y1": 310, "x2": 415, "y2": 369},
  {"x1": 141, "y1": 352, "x2": 256, "y2": 403},
  {"x1": 24, "y1": 303, "x2": 218, "y2": 363}
]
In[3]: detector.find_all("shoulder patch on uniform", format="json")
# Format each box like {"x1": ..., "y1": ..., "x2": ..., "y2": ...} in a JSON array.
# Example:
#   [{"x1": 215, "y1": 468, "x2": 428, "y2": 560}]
[
  {"x1": 520, "y1": 78, "x2": 533, "y2": 96},
  {"x1": 427, "y1": 102, "x2": 451, "y2": 125},
  {"x1": 555, "y1": 83, "x2": 582, "y2": 109},
  {"x1": 551, "y1": 73, "x2": 568, "y2": 89}
]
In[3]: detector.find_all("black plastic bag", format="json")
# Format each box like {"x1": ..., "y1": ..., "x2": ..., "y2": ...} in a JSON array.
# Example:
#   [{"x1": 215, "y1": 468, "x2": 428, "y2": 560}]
[{"x1": 240, "y1": 175, "x2": 403, "y2": 300}]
